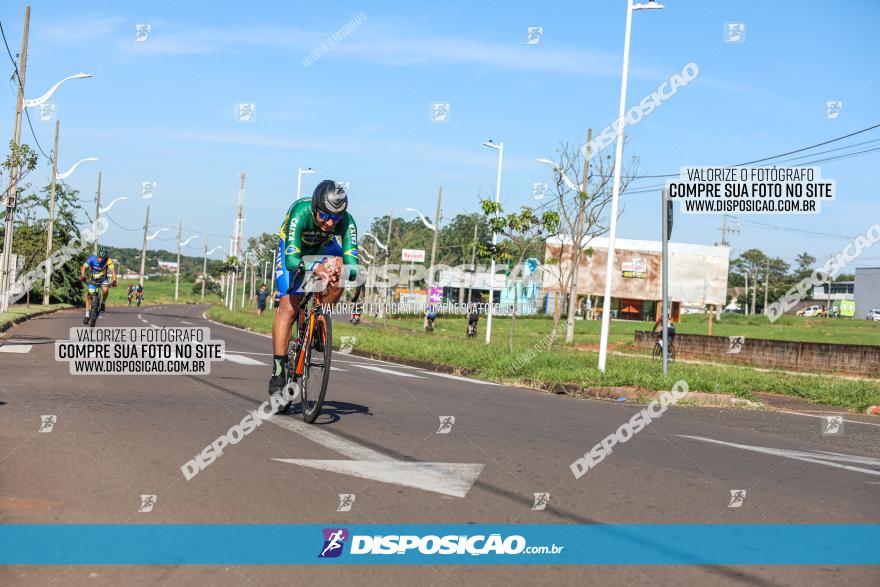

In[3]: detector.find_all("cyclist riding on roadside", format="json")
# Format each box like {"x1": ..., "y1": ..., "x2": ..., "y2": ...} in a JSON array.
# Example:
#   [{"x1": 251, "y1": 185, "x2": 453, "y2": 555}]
[
  {"x1": 79, "y1": 246, "x2": 117, "y2": 324},
  {"x1": 269, "y1": 180, "x2": 359, "y2": 397}
]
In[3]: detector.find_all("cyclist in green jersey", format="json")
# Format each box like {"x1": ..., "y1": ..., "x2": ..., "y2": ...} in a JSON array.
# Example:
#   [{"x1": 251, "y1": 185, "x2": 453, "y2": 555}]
[{"x1": 269, "y1": 180, "x2": 359, "y2": 396}]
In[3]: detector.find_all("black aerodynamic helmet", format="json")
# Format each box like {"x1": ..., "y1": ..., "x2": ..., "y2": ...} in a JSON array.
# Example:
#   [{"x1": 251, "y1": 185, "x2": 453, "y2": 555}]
[{"x1": 311, "y1": 179, "x2": 348, "y2": 216}]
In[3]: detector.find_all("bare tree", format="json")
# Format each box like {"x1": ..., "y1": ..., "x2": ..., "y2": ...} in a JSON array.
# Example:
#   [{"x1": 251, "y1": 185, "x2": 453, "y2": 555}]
[{"x1": 539, "y1": 138, "x2": 638, "y2": 342}]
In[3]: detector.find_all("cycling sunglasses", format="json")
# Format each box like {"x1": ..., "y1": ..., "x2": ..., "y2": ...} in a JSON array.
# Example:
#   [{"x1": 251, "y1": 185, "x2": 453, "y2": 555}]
[{"x1": 316, "y1": 210, "x2": 344, "y2": 222}]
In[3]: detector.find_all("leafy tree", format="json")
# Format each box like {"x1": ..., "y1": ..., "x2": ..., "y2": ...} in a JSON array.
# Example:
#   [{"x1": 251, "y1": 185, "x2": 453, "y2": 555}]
[
  {"x1": 540, "y1": 137, "x2": 638, "y2": 335},
  {"x1": 479, "y1": 199, "x2": 559, "y2": 354}
]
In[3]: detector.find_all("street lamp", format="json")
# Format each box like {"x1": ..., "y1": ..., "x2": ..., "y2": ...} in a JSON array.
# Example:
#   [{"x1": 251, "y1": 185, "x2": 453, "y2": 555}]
[
  {"x1": 536, "y1": 158, "x2": 580, "y2": 192},
  {"x1": 297, "y1": 167, "x2": 315, "y2": 199},
  {"x1": 24, "y1": 73, "x2": 92, "y2": 108},
  {"x1": 201, "y1": 245, "x2": 223, "y2": 301},
  {"x1": 175, "y1": 232, "x2": 199, "y2": 301},
  {"x1": 597, "y1": 0, "x2": 664, "y2": 372},
  {"x1": 482, "y1": 139, "x2": 503, "y2": 345},
  {"x1": 362, "y1": 231, "x2": 388, "y2": 251},
  {"x1": 405, "y1": 207, "x2": 436, "y2": 231},
  {"x1": 43, "y1": 150, "x2": 98, "y2": 305},
  {"x1": 147, "y1": 228, "x2": 169, "y2": 241},
  {"x1": 57, "y1": 157, "x2": 97, "y2": 180}
]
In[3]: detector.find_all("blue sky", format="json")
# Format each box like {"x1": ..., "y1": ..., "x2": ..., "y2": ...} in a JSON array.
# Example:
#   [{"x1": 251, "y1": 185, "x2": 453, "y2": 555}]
[{"x1": 1, "y1": 0, "x2": 878, "y2": 268}]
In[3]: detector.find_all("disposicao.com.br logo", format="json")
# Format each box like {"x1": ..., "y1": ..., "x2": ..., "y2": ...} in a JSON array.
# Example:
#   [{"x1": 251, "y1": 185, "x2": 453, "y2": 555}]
[{"x1": 319, "y1": 529, "x2": 564, "y2": 557}]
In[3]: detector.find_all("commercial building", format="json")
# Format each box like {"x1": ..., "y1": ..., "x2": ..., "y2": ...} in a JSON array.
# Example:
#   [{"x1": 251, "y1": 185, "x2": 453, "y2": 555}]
[
  {"x1": 854, "y1": 267, "x2": 880, "y2": 319},
  {"x1": 541, "y1": 236, "x2": 730, "y2": 321}
]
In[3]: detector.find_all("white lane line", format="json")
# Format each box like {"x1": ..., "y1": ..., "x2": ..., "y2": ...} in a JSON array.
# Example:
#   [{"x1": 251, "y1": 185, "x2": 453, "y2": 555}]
[
  {"x1": 226, "y1": 350, "x2": 272, "y2": 356},
  {"x1": 419, "y1": 371, "x2": 498, "y2": 385},
  {"x1": 353, "y1": 364, "x2": 425, "y2": 378},
  {"x1": 333, "y1": 357, "x2": 421, "y2": 369},
  {"x1": 224, "y1": 354, "x2": 267, "y2": 366},
  {"x1": 679, "y1": 435, "x2": 880, "y2": 477},
  {"x1": 201, "y1": 311, "x2": 272, "y2": 339},
  {"x1": 149, "y1": 324, "x2": 159, "y2": 328},
  {"x1": 330, "y1": 366, "x2": 347, "y2": 372},
  {"x1": 181, "y1": 321, "x2": 193, "y2": 325},
  {"x1": 269, "y1": 416, "x2": 393, "y2": 461},
  {"x1": 0, "y1": 344, "x2": 33, "y2": 353},
  {"x1": 268, "y1": 416, "x2": 484, "y2": 498},
  {"x1": 771, "y1": 409, "x2": 880, "y2": 429}
]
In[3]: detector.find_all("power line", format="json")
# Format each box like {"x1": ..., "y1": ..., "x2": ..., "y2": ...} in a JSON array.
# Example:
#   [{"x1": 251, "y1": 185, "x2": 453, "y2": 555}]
[{"x1": 629, "y1": 123, "x2": 880, "y2": 179}]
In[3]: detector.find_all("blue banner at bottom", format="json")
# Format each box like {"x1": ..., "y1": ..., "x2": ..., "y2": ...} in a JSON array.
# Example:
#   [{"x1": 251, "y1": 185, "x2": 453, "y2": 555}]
[{"x1": 1, "y1": 524, "x2": 877, "y2": 565}]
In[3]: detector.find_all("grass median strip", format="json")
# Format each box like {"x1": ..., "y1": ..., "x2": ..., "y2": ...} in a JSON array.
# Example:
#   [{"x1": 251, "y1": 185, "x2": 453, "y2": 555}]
[{"x1": 206, "y1": 305, "x2": 880, "y2": 412}]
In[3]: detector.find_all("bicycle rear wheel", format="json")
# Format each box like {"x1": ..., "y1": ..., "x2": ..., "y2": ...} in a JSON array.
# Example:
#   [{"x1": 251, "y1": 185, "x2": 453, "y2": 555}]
[
  {"x1": 88, "y1": 293, "x2": 99, "y2": 327},
  {"x1": 301, "y1": 312, "x2": 332, "y2": 423},
  {"x1": 651, "y1": 342, "x2": 661, "y2": 359}
]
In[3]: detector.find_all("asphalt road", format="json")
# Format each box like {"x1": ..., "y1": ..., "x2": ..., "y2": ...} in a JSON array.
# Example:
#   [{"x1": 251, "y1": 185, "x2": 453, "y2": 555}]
[{"x1": 1, "y1": 304, "x2": 878, "y2": 586}]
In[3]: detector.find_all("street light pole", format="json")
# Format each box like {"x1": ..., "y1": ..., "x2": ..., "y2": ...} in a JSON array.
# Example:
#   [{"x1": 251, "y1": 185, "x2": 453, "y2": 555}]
[
  {"x1": 297, "y1": 167, "x2": 314, "y2": 199},
  {"x1": 42, "y1": 120, "x2": 60, "y2": 305},
  {"x1": 139, "y1": 205, "x2": 150, "y2": 287},
  {"x1": 482, "y1": 140, "x2": 503, "y2": 345},
  {"x1": 201, "y1": 239, "x2": 209, "y2": 301},
  {"x1": 598, "y1": 0, "x2": 663, "y2": 372},
  {"x1": 0, "y1": 6, "x2": 30, "y2": 313},
  {"x1": 93, "y1": 171, "x2": 102, "y2": 255},
  {"x1": 175, "y1": 221, "x2": 182, "y2": 301}
]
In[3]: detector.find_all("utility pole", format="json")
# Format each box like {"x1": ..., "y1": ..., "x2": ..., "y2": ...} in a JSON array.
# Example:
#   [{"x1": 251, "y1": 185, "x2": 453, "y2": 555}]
[
  {"x1": 42, "y1": 119, "x2": 60, "y2": 306},
  {"x1": 138, "y1": 205, "x2": 150, "y2": 287},
  {"x1": 201, "y1": 238, "x2": 208, "y2": 301},
  {"x1": 232, "y1": 172, "x2": 246, "y2": 259},
  {"x1": 763, "y1": 259, "x2": 769, "y2": 315},
  {"x1": 92, "y1": 171, "x2": 102, "y2": 254},
  {"x1": 0, "y1": 6, "x2": 31, "y2": 313},
  {"x1": 566, "y1": 128, "x2": 592, "y2": 344},
  {"x1": 467, "y1": 218, "x2": 478, "y2": 305},
  {"x1": 384, "y1": 211, "x2": 394, "y2": 304},
  {"x1": 751, "y1": 267, "x2": 757, "y2": 315},
  {"x1": 428, "y1": 186, "x2": 442, "y2": 295},
  {"x1": 174, "y1": 220, "x2": 182, "y2": 301},
  {"x1": 240, "y1": 255, "x2": 248, "y2": 309}
]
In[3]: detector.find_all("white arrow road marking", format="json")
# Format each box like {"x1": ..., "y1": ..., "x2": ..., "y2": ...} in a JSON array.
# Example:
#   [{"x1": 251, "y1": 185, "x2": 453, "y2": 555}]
[
  {"x1": 0, "y1": 344, "x2": 33, "y2": 353},
  {"x1": 419, "y1": 371, "x2": 498, "y2": 385},
  {"x1": 224, "y1": 354, "x2": 266, "y2": 366},
  {"x1": 353, "y1": 364, "x2": 425, "y2": 378},
  {"x1": 679, "y1": 435, "x2": 880, "y2": 477},
  {"x1": 269, "y1": 416, "x2": 483, "y2": 498}
]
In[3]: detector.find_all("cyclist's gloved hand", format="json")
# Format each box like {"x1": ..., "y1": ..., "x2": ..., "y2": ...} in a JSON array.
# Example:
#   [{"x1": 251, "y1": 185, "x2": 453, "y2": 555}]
[
  {"x1": 111, "y1": 281, "x2": 117, "y2": 288},
  {"x1": 80, "y1": 276, "x2": 85, "y2": 282}
]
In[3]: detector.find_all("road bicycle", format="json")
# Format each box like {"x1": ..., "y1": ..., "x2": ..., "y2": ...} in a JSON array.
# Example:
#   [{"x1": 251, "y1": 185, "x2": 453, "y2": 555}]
[
  {"x1": 652, "y1": 332, "x2": 676, "y2": 362},
  {"x1": 278, "y1": 285, "x2": 332, "y2": 423},
  {"x1": 84, "y1": 278, "x2": 111, "y2": 327}
]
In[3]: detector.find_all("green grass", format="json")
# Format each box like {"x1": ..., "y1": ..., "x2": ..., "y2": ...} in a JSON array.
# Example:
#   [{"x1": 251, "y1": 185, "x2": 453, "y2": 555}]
[
  {"x1": 206, "y1": 305, "x2": 880, "y2": 412},
  {"x1": 1, "y1": 303, "x2": 73, "y2": 330},
  {"x1": 350, "y1": 311, "x2": 880, "y2": 348}
]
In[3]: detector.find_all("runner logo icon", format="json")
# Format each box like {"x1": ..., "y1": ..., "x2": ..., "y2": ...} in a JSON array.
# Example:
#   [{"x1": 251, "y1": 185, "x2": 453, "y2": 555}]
[{"x1": 319, "y1": 528, "x2": 349, "y2": 558}]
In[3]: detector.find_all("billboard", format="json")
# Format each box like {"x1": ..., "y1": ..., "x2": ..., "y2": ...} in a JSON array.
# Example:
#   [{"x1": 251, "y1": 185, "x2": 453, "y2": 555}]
[
  {"x1": 402, "y1": 249, "x2": 426, "y2": 262},
  {"x1": 543, "y1": 236, "x2": 729, "y2": 306}
]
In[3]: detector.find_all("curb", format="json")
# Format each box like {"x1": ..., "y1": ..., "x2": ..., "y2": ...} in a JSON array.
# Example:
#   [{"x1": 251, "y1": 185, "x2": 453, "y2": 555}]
[
  {"x1": 0, "y1": 305, "x2": 73, "y2": 334},
  {"x1": 203, "y1": 311, "x2": 780, "y2": 411}
]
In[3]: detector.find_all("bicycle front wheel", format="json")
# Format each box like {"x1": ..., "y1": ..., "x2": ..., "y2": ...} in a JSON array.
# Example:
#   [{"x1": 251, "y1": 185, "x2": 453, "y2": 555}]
[{"x1": 301, "y1": 312, "x2": 332, "y2": 423}]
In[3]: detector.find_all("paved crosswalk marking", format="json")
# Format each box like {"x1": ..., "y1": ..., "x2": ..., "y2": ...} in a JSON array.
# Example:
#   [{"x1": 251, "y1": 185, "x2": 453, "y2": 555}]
[{"x1": 0, "y1": 344, "x2": 33, "y2": 354}]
